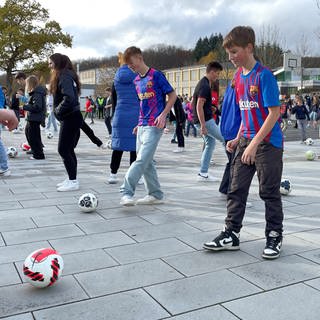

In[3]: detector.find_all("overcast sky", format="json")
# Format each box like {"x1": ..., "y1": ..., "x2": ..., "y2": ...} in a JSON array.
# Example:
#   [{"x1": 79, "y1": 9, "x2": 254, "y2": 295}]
[{"x1": 6, "y1": 0, "x2": 320, "y2": 60}]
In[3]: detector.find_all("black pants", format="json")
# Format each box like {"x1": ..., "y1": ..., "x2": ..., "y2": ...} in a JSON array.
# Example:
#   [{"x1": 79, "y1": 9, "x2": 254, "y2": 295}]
[
  {"x1": 175, "y1": 122, "x2": 185, "y2": 147},
  {"x1": 219, "y1": 140, "x2": 233, "y2": 194},
  {"x1": 110, "y1": 150, "x2": 137, "y2": 174},
  {"x1": 225, "y1": 138, "x2": 284, "y2": 235},
  {"x1": 84, "y1": 111, "x2": 94, "y2": 123},
  {"x1": 105, "y1": 116, "x2": 112, "y2": 135},
  {"x1": 58, "y1": 111, "x2": 83, "y2": 180},
  {"x1": 25, "y1": 121, "x2": 44, "y2": 159},
  {"x1": 98, "y1": 108, "x2": 104, "y2": 119},
  {"x1": 81, "y1": 121, "x2": 102, "y2": 147}
]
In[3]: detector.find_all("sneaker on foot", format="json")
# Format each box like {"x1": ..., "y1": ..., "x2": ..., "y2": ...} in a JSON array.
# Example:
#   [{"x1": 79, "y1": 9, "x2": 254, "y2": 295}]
[
  {"x1": 203, "y1": 228, "x2": 240, "y2": 251},
  {"x1": 0, "y1": 168, "x2": 11, "y2": 177},
  {"x1": 173, "y1": 147, "x2": 185, "y2": 153},
  {"x1": 197, "y1": 173, "x2": 219, "y2": 182},
  {"x1": 56, "y1": 178, "x2": 68, "y2": 188},
  {"x1": 120, "y1": 195, "x2": 135, "y2": 206},
  {"x1": 137, "y1": 177, "x2": 144, "y2": 185},
  {"x1": 99, "y1": 143, "x2": 107, "y2": 149},
  {"x1": 136, "y1": 195, "x2": 164, "y2": 205},
  {"x1": 108, "y1": 173, "x2": 118, "y2": 184},
  {"x1": 57, "y1": 180, "x2": 79, "y2": 192},
  {"x1": 262, "y1": 231, "x2": 282, "y2": 260}
]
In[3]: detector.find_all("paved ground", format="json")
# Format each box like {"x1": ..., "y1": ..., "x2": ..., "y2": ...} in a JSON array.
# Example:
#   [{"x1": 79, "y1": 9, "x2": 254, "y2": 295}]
[{"x1": 0, "y1": 119, "x2": 320, "y2": 320}]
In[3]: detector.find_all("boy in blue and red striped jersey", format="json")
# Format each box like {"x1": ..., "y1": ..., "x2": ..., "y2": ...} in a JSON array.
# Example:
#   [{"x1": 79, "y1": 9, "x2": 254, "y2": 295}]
[{"x1": 204, "y1": 26, "x2": 284, "y2": 260}]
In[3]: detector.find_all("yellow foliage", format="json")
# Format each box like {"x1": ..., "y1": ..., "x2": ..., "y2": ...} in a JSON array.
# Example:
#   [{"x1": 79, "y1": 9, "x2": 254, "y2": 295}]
[{"x1": 199, "y1": 51, "x2": 218, "y2": 64}]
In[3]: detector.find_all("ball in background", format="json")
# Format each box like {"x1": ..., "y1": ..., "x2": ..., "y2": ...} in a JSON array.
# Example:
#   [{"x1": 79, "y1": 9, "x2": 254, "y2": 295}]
[
  {"x1": 305, "y1": 138, "x2": 314, "y2": 146},
  {"x1": 7, "y1": 146, "x2": 18, "y2": 158},
  {"x1": 280, "y1": 179, "x2": 292, "y2": 195},
  {"x1": 23, "y1": 248, "x2": 64, "y2": 288},
  {"x1": 47, "y1": 132, "x2": 54, "y2": 139},
  {"x1": 305, "y1": 150, "x2": 316, "y2": 161},
  {"x1": 78, "y1": 193, "x2": 98, "y2": 213}
]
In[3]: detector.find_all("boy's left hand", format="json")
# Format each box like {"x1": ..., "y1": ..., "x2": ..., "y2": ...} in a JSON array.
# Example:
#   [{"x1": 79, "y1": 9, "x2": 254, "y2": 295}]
[
  {"x1": 154, "y1": 113, "x2": 166, "y2": 129},
  {"x1": 241, "y1": 143, "x2": 258, "y2": 165}
]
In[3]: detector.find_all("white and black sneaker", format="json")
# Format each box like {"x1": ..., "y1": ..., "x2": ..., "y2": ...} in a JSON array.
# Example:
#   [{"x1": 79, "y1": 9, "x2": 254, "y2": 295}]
[
  {"x1": 203, "y1": 228, "x2": 240, "y2": 251},
  {"x1": 262, "y1": 231, "x2": 282, "y2": 260}
]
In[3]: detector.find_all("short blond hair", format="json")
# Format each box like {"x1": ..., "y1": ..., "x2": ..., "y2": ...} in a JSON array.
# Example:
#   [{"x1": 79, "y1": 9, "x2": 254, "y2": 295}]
[{"x1": 25, "y1": 75, "x2": 39, "y2": 93}]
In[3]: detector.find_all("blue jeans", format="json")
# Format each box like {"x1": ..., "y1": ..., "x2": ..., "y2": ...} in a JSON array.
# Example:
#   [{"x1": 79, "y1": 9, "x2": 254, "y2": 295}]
[
  {"x1": 120, "y1": 126, "x2": 163, "y2": 199},
  {"x1": 46, "y1": 111, "x2": 58, "y2": 131},
  {"x1": 196, "y1": 119, "x2": 224, "y2": 174},
  {"x1": 0, "y1": 139, "x2": 8, "y2": 171}
]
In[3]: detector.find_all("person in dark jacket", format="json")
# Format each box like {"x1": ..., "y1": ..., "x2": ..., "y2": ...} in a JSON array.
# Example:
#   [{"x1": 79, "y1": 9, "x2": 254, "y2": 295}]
[
  {"x1": 49, "y1": 53, "x2": 83, "y2": 191},
  {"x1": 108, "y1": 54, "x2": 140, "y2": 184},
  {"x1": 291, "y1": 95, "x2": 310, "y2": 143},
  {"x1": 22, "y1": 75, "x2": 46, "y2": 160},
  {"x1": 171, "y1": 97, "x2": 186, "y2": 152}
]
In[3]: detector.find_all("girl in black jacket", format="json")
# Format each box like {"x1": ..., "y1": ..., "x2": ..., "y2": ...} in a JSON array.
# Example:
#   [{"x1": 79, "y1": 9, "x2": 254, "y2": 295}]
[
  {"x1": 22, "y1": 75, "x2": 46, "y2": 160},
  {"x1": 49, "y1": 53, "x2": 83, "y2": 192}
]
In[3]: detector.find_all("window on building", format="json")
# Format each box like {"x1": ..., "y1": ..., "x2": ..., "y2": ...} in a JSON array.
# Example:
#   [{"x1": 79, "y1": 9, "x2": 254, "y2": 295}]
[
  {"x1": 191, "y1": 70, "x2": 198, "y2": 81},
  {"x1": 182, "y1": 70, "x2": 189, "y2": 81}
]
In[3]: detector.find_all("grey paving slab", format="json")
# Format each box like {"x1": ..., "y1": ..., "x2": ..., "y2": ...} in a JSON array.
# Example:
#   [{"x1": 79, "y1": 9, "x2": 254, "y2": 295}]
[
  {"x1": 49, "y1": 231, "x2": 135, "y2": 254},
  {"x1": 164, "y1": 305, "x2": 238, "y2": 320},
  {"x1": 1, "y1": 314, "x2": 34, "y2": 320},
  {"x1": 0, "y1": 192, "x2": 47, "y2": 203},
  {"x1": 0, "y1": 263, "x2": 21, "y2": 287},
  {"x1": 0, "y1": 235, "x2": 5, "y2": 246},
  {"x1": 106, "y1": 238, "x2": 195, "y2": 264},
  {"x1": 293, "y1": 229, "x2": 320, "y2": 245},
  {"x1": 0, "y1": 275, "x2": 88, "y2": 318},
  {"x1": 223, "y1": 283, "x2": 320, "y2": 320},
  {"x1": 231, "y1": 255, "x2": 320, "y2": 290},
  {"x1": 145, "y1": 270, "x2": 261, "y2": 315},
  {"x1": 298, "y1": 248, "x2": 320, "y2": 265},
  {"x1": 0, "y1": 217, "x2": 36, "y2": 232},
  {"x1": 0, "y1": 206, "x2": 63, "y2": 219},
  {"x1": 139, "y1": 212, "x2": 185, "y2": 225},
  {"x1": 33, "y1": 289, "x2": 169, "y2": 320},
  {"x1": 32, "y1": 211, "x2": 105, "y2": 227},
  {"x1": 77, "y1": 216, "x2": 152, "y2": 234},
  {"x1": 0, "y1": 201, "x2": 23, "y2": 211},
  {"x1": 123, "y1": 222, "x2": 200, "y2": 242},
  {"x1": 163, "y1": 250, "x2": 259, "y2": 276},
  {"x1": 19, "y1": 196, "x2": 78, "y2": 208},
  {"x1": 0, "y1": 241, "x2": 50, "y2": 264},
  {"x1": 305, "y1": 278, "x2": 320, "y2": 291},
  {"x1": 240, "y1": 234, "x2": 319, "y2": 259},
  {"x1": 75, "y1": 259, "x2": 184, "y2": 297},
  {"x1": 2, "y1": 224, "x2": 84, "y2": 245}
]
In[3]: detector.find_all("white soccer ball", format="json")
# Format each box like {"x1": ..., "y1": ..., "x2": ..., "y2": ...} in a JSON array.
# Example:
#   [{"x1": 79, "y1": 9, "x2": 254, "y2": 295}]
[
  {"x1": 280, "y1": 179, "x2": 292, "y2": 195},
  {"x1": 7, "y1": 146, "x2": 18, "y2": 158},
  {"x1": 47, "y1": 132, "x2": 54, "y2": 139},
  {"x1": 23, "y1": 248, "x2": 64, "y2": 288},
  {"x1": 78, "y1": 193, "x2": 98, "y2": 213},
  {"x1": 305, "y1": 138, "x2": 314, "y2": 146},
  {"x1": 305, "y1": 150, "x2": 316, "y2": 161},
  {"x1": 107, "y1": 140, "x2": 112, "y2": 149}
]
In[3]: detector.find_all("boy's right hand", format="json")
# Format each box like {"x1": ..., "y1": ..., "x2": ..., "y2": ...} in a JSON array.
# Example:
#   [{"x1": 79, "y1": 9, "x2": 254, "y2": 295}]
[
  {"x1": 132, "y1": 126, "x2": 138, "y2": 135},
  {"x1": 226, "y1": 138, "x2": 239, "y2": 153},
  {"x1": 0, "y1": 109, "x2": 19, "y2": 131}
]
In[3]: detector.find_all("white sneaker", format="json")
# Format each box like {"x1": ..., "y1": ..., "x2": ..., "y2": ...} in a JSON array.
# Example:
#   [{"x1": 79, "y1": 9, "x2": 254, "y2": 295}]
[
  {"x1": 120, "y1": 195, "x2": 135, "y2": 206},
  {"x1": 56, "y1": 178, "x2": 68, "y2": 188},
  {"x1": 173, "y1": 147, "x2": 185, "y2": 153},
  {"x1": 138, "y1": 177, "x2": 144, "y2": 185},
  {"x1": 197, "y1": 173, "x2": 220, "y2": 182},
  {"x1": 136, "y1": 195, "x2": 164, "y2": 205},
  {"x1": 0, "y1": 168, "x2": 11, "y2": 177},
  {"x1": 57, "y1": 180, "x2": 79, "y2": 192},
  {"x1": 108, "y1": 173, "x2": 118, "y2": 184},
  {"x1": 246, "y1": 202, "x2": 253, "y2": 208},
  {"x1": 99, "y1": 143, "x2": 107, "y2": 149}
]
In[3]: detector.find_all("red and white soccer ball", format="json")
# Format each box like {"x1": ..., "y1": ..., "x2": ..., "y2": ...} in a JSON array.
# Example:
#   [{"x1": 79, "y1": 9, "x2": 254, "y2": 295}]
[{"x1": 23, "y1": 248, "x2": 64, "y2": 288}]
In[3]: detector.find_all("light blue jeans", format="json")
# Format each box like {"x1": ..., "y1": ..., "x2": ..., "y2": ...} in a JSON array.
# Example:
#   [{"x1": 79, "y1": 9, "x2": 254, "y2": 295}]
[
  {"x1": 120, "y1": 126, "x2": 164, "y2": 199},
  {"x1": 46, "y1": 111, "x2": 58, "y2": 132},
  {"x1": 196, "y1": 118, "x2": 224, "y2": 174},
  {"x1": 0, "y1": 139, "x2": 8, "y2": 171}
]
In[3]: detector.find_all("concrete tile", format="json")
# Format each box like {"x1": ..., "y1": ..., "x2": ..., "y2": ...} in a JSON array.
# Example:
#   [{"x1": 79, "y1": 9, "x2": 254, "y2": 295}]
[
  {"x1": 294, "y1": 229, "x2": 320, "y2": 245},
  {"x1": 2, "y1": 224, "x2": 84, "y2": 245},
  {"x1": 0, "y1": 206, "x2": 63, "y2": 219},
  {"x1": 139, "y1": 212, "x2": 185, "y2": 225},
  {"x1": 145, "y1": 270, "x2": 261, "y2": 315},
  {"x1": 106, "y1": 238, "x2": 195, "y2": 264},
  {"x1": 33, "y1": 289, "x2": 169, "y2": 320},
  {"x1": 298, "y1": 248, "x2": 320, "y2": 265},
  {"x1": 49, "y1": 231, "x2": 135, "y2": 254},
  {"x1": 166, "y1": 305, "x2": 238, "y2": 320},
  {"x1": 1, "y1": 313, "x2": 34, "y2": 320},
  {"x1": 231, "y1": 255, "x2": 320, "y2": 290},
  {"x1": 0, "y1": 201, "x2": 23, "y2": 211},
  {"x1": 32, "y1": 212, "x2": 105, "y2": 227},
  {"x1": 223, "y1": 284, "x2": 320, "y2": 320},
  {"x1": 77, "y1": 216, "x2": 151, "y2": 234},
  {"x1": 0, "y1": 217, "x2": 36, "y2": 232},
  {"x1": 0, "y1": 241, "x2": 50, "y2": 264},
  {"x1": 75, "y1": 259, "x2": 184, "y2": 297},
  {"x1": 19, "y1": 197, "x2": 78, "y2": 208},
  {"x1": 305, "y1": 278, "x2": 320, "y2": 291},
  {"x1": 0, "y1": 275, "x2": 88, "y2": 318},
  {"x1": 163, "y1": 250, "x2": 258, "y2": 276},
  {"x1": 0, "y1": 263, "x2": 21, "y2": 286},
  {"x1": 0, "y1": 236, "x2": 5, "y2": 247},
  {"x1": 124, "y1": 222, "x2": 200, "y2": 242}
]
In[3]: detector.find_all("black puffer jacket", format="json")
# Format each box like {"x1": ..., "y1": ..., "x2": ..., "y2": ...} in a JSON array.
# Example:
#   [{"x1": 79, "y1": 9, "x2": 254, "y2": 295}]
[
  {"x1": 23, "y1": 86, "x2": 46, "y2": 122},
  {"x1": 53, "y1": 69, "x2": 80, "y2": 121}
]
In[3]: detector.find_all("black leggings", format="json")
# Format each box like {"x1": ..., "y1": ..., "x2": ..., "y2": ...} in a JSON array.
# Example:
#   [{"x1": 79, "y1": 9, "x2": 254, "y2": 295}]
[
  {"x1": 58, "y1": 111, "x2": 83, "y2": 180},
  {"x1": 25, "y1": 121, "x2": 44, "y2": 159},
  {"x1": 81, "y1": 121, "x2": 102, "y2": 147},
  {"x1": 110, "y1": 150, "x2": 137, "y2": 174},
  {"x1": 175, "y1": 122, "x2": 185, "y2": 147}
]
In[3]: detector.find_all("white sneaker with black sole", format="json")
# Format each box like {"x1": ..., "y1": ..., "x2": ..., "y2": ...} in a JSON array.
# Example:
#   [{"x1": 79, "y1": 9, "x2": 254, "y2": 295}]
[
  {"x1": 262, "y1": 231, "x2": 282, "y2": 259},
  {"x1": 203, "y1": 228, "x2": 240, "y2": 251},
  {"x1": 197, "y1": 173, "x2": 220, "y2": 182}
]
